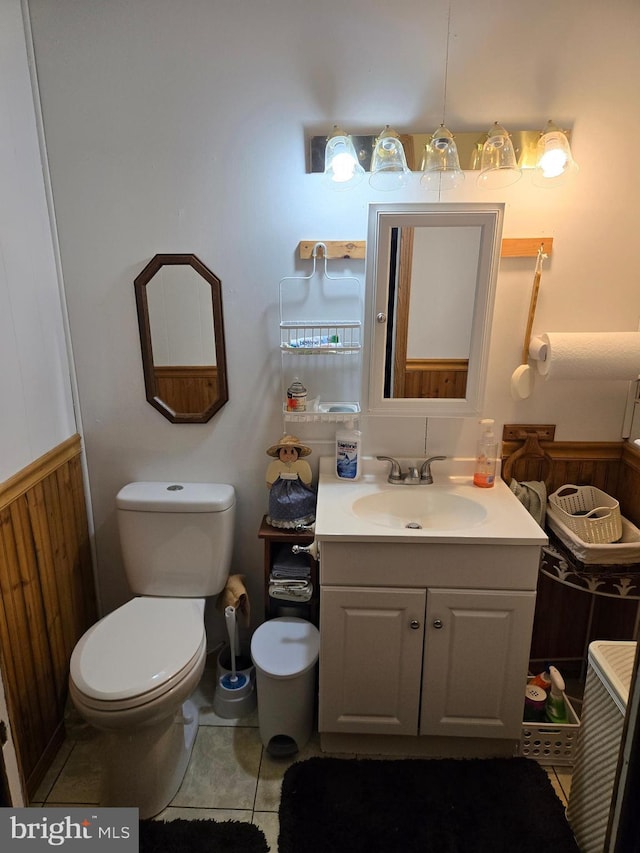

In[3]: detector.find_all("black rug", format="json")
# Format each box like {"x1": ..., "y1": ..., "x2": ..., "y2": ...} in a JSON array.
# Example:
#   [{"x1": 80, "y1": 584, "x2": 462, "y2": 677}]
[
  {"x1": 139, "y1": 818, "x2": 269, "y2": 853},
  {"x1": 278, "y1": 756, "x2": 580, "y2": 853}
]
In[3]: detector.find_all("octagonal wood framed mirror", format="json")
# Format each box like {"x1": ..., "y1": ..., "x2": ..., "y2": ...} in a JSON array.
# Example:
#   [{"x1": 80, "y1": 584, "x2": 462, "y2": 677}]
[{"x1": 134, "y1": 253, "x2": 229, "y2": 423}]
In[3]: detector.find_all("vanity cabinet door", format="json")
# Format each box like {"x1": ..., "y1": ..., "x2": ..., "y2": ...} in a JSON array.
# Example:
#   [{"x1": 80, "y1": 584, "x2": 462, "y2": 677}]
[
  {"x1": 419, "y1": 588, "x2": 536, "y2": 739},
  {"x1": 319, "y1": 586, "x2": 426, "y2": 735}
]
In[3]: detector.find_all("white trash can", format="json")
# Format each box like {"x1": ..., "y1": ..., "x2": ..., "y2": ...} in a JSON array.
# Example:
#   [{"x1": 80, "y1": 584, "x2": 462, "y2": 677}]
[{"x1": 250, "y1": 617, "x2": 320, "y2": 756}]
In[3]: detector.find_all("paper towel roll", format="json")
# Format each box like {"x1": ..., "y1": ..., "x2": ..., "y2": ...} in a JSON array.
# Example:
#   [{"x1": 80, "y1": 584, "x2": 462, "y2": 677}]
[{"x1": 533, "y1": 332, "x2": 640, "y2": 380}]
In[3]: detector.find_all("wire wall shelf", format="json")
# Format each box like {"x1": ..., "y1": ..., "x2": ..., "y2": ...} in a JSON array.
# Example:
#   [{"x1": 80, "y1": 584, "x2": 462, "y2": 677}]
[{"x1": 278, "y1": 243, "x2": 363, "y2": 422}]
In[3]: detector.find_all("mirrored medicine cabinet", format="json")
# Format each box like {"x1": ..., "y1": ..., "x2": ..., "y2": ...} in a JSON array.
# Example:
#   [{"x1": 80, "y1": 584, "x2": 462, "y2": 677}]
[
  {"x1": 364, "y1": 202, "x2": 504, "y2": 417},
  {"x1": 134, "y1": 253, "x2": 229, "y2": 423}
]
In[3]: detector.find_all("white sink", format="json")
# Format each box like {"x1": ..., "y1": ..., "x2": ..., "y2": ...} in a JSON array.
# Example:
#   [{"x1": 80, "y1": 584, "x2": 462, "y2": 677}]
[
  {"x1": 314, "y1": 456, "x2": 548, "y2": 545},
  {"x1": 351, "y1": 487, "x2": 487, "y2": 530}
]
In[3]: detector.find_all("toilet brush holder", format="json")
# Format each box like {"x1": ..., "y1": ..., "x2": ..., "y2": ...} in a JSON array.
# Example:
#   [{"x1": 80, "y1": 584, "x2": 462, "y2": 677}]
[{"x1": 213, "y1": 644, "x2": 257, "y2": 719}]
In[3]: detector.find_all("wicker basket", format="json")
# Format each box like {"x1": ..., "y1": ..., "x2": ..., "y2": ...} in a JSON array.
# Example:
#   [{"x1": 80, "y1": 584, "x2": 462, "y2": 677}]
[{"x1": 548, "y1": 484, "x2": 622, "y2": 545}]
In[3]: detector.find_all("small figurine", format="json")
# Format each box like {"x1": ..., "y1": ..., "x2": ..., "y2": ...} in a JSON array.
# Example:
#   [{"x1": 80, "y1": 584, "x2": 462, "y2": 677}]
[{"x1": 265, "y1": 434, "x2": 316, "y2": 529}]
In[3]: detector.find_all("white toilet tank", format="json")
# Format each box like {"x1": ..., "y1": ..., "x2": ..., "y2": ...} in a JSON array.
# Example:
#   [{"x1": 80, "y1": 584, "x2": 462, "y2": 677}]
[{"x1": 116, "y1": 482, "x2": 235, "y2": 597}]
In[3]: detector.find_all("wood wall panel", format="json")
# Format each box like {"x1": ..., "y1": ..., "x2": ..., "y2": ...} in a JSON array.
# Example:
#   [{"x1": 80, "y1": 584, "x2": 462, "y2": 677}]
[
  {"x1": 501, "y1": 440, "x2": 622, "y2": 496},
  {"x1": 0, "y1": 435, "x2": 96, "y2": 800},
  {"x1": 402, "y1": 359, "x2": 468, "y2": 399},
  {"x1": 502, "y1": 436, "x2": 640, "y2": 673},
  {"x1": 154, "y1": 365, "x2": 218, "y2": 415},
  {"x1": 616, "y1": 443, "x2": 640, "y2": 528},
  {"x1": 529, "y1": 572, "x2": 592, "y2": 662}
]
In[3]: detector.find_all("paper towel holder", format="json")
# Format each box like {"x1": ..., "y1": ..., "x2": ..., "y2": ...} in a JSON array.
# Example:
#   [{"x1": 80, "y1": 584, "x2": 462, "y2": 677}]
[
  {"x1": 528, "y1": 335, "x2": 549, "y2": 363},
  {"x1": 510, "y1": 245, "x2": 547, "y2": 400}
]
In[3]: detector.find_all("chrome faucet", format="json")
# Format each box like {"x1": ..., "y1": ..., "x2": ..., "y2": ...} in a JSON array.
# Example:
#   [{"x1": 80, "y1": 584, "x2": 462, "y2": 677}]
[
  {"x1": 419, "y1": 455, "x2": 447, "y2": 484},
  {"x1": 377, "y1": 455, "x2": 447, "y2": 485},
  {"x1": 376, "y1": 456, "x2": 403, "y2": 483}
]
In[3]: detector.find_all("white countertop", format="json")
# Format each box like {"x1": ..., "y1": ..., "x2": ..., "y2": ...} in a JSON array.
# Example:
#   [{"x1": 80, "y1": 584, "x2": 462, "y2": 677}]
[{"x1": 314, "y1": 456, "x2": 549, "y2": 546}]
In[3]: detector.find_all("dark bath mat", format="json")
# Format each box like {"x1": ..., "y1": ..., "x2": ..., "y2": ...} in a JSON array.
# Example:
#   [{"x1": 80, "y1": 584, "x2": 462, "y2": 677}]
[
  {"x1": 139, "y1": 817, "x2": 269, "y2": 853},
  {"x1": 278, "y1": 756, "x2": 579, "y2": 853}
]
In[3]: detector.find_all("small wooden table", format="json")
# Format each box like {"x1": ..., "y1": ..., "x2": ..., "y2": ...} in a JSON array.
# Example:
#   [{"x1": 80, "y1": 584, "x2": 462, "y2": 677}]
[{"x1": 257, "y1": 515, "x2": 318, "y2": 625}]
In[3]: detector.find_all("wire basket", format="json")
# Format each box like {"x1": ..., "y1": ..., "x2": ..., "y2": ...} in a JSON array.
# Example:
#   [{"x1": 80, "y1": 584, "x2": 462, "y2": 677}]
[{"x1": 548, "y1": 484, "x2": 622, "y2": 544}]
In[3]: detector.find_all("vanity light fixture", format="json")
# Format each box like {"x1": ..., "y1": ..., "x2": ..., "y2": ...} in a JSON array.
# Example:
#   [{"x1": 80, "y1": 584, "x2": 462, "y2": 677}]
[
  {"x1": 477, "y1": 122, "x2": 522, "y2": 188},
  {"x1": 323, "y1": 125, "x2": 365, "y2": 190},
  {"x1": 532, "y1": 120, "x2": 578, "y2": 187},
  {"x1": 420, "y1": 124, "x2": 465, "y2": 191},
  {"x1": 311, "y1": 124, "x2": 577, "y2": 190},
  {"x1": 369, "y1": 126, "x2": 411, "y2": 191}
]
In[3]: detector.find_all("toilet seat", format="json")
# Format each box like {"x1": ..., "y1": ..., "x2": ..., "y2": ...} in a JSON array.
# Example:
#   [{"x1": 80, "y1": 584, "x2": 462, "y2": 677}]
[{"x1": 70, "y1": 597, "x2": 206, "y2": 707}]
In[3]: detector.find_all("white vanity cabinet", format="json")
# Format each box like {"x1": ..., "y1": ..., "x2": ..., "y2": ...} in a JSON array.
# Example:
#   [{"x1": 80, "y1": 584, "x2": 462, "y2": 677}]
[
  {"x1": 320, "y1": 585, "x2": 535, "y2": 740},
  {"x1": 420, "y1": 588, "x2": 535, "y2": 738},
  {"x1": 317, "y1": 537, "x2": 541, "y2": 755},
  {"x1": 320, "y1": 586, "x2": 427, "y2": 736}
]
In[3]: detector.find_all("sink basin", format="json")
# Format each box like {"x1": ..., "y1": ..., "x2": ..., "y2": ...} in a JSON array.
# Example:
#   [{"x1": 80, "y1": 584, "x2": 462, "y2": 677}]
[
  {"x1": 351, "y1": 488, "x2": 488, "y2": 530},
  {"x1": 314, "y1": 456, "x2": 549, "y2": 545}
]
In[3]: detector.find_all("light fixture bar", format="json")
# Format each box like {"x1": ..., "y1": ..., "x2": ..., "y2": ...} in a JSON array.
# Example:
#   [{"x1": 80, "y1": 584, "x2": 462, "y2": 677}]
[{"x1": 308, "y1": 129, "x2": 572, "y2": 173}]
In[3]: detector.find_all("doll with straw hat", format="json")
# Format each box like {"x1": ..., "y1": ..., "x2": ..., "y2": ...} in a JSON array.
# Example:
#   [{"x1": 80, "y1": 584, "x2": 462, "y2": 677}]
[{"x1": 265, "y1": 434, "x2": 316, "y2": 529}]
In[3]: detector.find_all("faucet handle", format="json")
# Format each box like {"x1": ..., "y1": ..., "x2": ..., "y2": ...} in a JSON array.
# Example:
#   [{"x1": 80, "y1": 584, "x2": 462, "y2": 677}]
[
  {"x1": 376, "y1": 455, "x2": 403, "y2": 483},
  {"x1": 420, "y1": 455, "x2": 447, "y2": 484}
]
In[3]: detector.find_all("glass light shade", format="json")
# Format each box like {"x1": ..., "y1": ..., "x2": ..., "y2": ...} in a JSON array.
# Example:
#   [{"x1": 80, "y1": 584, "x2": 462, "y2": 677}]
[
  {"x1": 323, "y1": 126, "x2": 365, "y2": 190},
  {"x1": 420, "y1": 125, "x2": 465, "y2": 191},
  {"x1": 477, "y1": 122, "x2": 521, "y2": 188},
  {"x1": 369, "y1": 126, "x2": 410, "y2": 191},
  {"x1": 532, "y1": 121, "x2": 578, "y2": 187}
]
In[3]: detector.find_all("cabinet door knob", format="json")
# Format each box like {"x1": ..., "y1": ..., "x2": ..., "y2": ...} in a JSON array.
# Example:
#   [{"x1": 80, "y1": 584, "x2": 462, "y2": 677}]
[
  {"x1": 376, "y1": 312, "x2": 387, "y2": 324},
  {"x1": 432, "y1": 619, "x2": 443, "y2": 629},
  {"x1": 409, "y1": 619, "x2": 420, "y2": 630}
]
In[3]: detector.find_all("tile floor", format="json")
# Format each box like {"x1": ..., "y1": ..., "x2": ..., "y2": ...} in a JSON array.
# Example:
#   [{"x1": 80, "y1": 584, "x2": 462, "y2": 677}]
[{"x1": 32, "y1": 654, "x2": 573, "y2": 853}]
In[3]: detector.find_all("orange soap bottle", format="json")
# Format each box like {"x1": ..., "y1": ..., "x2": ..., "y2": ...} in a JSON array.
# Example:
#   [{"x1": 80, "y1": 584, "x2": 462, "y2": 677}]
[{"x1": 473, "y1": 418, "x2": 498, "y2": 488}]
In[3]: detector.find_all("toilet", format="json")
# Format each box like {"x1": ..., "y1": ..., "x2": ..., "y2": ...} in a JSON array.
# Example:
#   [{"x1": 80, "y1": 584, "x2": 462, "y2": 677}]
[{"x1": 69, "y1": 481, "x2": 235, "y2": 818}]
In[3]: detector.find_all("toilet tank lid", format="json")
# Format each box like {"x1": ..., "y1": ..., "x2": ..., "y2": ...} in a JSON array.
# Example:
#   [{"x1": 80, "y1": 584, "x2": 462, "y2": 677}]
[{"x1": 117, "y1": 481, "x2": 235, "y2": 512}]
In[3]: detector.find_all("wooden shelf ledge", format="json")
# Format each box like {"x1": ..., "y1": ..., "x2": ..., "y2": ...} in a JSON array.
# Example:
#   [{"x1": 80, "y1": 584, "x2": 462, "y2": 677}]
[{"x1": 298, "y1": 237, "x2": 553, "y2": 261}]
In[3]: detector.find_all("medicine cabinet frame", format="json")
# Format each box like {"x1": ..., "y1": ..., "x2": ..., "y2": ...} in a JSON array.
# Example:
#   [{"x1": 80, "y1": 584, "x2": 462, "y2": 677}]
[{"x1": 363, "y1": 202, "x2": 504, "y2": 418}]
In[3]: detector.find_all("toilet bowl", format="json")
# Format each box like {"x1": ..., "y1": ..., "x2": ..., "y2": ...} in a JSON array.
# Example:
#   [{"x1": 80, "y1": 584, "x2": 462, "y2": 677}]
[
  {"x1": 69, "y1": 597, "x2": 207, "y2": 817},
  {"x1": 68, "y1": 481, "x2": 236, "y2": 818}
]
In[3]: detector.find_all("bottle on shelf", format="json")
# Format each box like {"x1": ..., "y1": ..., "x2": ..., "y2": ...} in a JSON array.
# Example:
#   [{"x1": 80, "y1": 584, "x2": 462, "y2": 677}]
[{"x1": 286, "y1": 377, "x2": 307, "y2": 412}]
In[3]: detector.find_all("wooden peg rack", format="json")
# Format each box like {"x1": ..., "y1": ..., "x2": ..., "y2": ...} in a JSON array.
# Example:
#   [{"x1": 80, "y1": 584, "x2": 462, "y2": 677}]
[
  {"x1": 298, "y1": 241, "x2": 366, "y2": 260},
  {"x1": 298, "y1": 237, "x2": 553, "y2": 260}
]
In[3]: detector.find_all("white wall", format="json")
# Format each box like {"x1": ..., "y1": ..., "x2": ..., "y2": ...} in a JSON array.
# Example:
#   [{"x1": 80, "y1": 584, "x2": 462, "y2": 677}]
[
  {"x1": 0, "y1": 0, "x2": 78, "y2": 806},
  {"x1": 0, "y1": 0, "x2": 76, "y2": 483},
  {"x1": 25, "y1": 0, "x2": 640, "y2": 625}
]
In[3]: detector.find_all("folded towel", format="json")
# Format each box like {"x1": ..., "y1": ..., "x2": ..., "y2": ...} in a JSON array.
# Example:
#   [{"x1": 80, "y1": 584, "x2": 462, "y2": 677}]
[
  {"x1": 269, "y1": 581, "x2": 313, "y2": 602},
  {"x1": 509, "y1": 479, "x2": 547, "y2": 527},
  {"x1": 271, "y1": 566, "x2": 311, "y2": 580}
]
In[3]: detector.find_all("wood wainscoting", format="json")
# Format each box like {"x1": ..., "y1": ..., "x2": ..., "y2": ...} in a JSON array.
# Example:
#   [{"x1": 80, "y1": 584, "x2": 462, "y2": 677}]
[
  {"x1": 0, "y1": 434, "x2": 97, "y2": 801},
  {"x1": 154, "y1": 365, "x2": 218, "y2": 414},
  {"x1": 399, "y1": 358, "x2": 469, "y2": 399},
  {"x1": 501, "y1": 438, "x2": 623, "y2": 497},
  {"x1": 502, "y1": 435, "x2": 640, "y2": 675}
]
